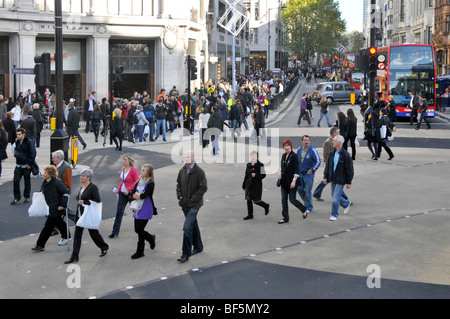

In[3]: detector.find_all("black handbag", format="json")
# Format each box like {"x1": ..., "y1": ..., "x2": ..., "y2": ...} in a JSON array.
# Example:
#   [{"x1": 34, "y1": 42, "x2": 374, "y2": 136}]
[{"x1": 31, "y1": 160, "x2": 40, "y2": 176}]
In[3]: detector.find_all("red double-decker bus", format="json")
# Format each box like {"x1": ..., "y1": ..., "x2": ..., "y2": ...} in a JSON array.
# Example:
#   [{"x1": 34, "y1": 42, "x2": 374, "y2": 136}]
[{"x1": 375, "y1": 44, "x2": 436, "y2": 118}]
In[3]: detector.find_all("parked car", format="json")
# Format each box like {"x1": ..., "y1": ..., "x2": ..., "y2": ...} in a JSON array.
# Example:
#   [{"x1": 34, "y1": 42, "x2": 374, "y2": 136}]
[{"x1": 312, "y1": 81, "x2": 362, "y2": 105}]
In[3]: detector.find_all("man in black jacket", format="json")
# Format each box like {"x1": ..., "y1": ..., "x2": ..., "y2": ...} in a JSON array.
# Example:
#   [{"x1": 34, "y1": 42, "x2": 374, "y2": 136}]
[
  {"x1": 66, "y1": 103, "x2": 87, "y2": 149},
  {"x1": 323, "y1": 135, "x2": 353, "y2": 221},
  {"x1": 207, "y1": 106, "x2": 224, "y2": 156},
  {"x1": 176, "y1": 150, "x2": 208, "y2": 263},
  {"x1": 12, "y1": 128, "x2": 36, "y2": 205}
]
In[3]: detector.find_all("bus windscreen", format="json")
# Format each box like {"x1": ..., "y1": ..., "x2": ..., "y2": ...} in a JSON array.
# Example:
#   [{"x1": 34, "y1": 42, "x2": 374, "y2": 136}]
[{"x1": 388, "y1": 46, "x2": 435, "y2": 106}]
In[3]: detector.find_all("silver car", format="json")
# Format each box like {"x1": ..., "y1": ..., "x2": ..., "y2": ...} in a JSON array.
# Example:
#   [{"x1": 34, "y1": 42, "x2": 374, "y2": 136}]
[{"x1": 312, "y1": 81, "x2": 362, "y2": 105}]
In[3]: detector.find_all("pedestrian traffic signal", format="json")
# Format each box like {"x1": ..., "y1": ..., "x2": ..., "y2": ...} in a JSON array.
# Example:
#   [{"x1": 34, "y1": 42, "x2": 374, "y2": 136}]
[
  {"x1": 189, "y1": 58, "x2": 197, "y2": 80},
  {"x1": 368, "y1": 47, "x2": 377, "y2": 78},
  {"x1": 115, "y1": 65, "x2": 124, "y2": 81},
  {"x1": 34, "y1": 53, "x2": 51, "y2": 87}
]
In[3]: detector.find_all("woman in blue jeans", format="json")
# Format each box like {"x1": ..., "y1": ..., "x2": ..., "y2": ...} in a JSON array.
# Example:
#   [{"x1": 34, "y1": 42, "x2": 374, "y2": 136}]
[
  {"x1": 109, "y1": 154, "x2": 140, "y2": 238},
  {"x1": 317, "y1": 97, "x2": 332, "y2": 127},
  {"x1": 133, "y1": 106, "x2": 149, "y2": 144},
  {"x1": 277, "y1": 139, "x2": 307, "y2": 223}
]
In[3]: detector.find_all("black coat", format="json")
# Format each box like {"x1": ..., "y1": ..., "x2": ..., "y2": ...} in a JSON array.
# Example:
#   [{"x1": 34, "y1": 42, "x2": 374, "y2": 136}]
[
  {"x1": 20, "y1": 116, "x2": 36, "y2": 140},
  {"x1": 0, "y1": 128, "x2": 8, "y2": 160},
  {"x1": 346, "y1": 117, "x2": 357, "y2": 138},
  {"x1": 280, "y1": 151, "x2": 299, "y2": 192},
  {"x1": 32, "y1": 109, "x2": 44, "y2": 133},
  {"x1": 323, "y1": 148, "x2": 354, "y2": 185},
  {"x1": 76, "y1": 182, "x2": 101, "y2": 215},
  {"x1": 112, "y1": 116, "x2": 124, "y2": 138},
  {"x1": 41, "y1": 177, "x2": 69, "y2": 217},
  {"x1": 13, "y1": 136, "x2": 36, "y2": 166},
  {"x1": 242, "y1": 161, "x2": 266, "y2": 201},
  {"x1": 3, "y1": 117, "x2": 16, "y2": 144},
  {"x1": 67, "y1": 107, "x2": 80, "y2": 135}
]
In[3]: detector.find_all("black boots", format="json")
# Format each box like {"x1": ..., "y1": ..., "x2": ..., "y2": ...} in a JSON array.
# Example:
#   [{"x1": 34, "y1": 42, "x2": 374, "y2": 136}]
[
  {"x1": 131, "y1": 242, "x2": 145, "y2": 259},
  {"x1": 131, "y1": 233, "x2": 156, "y2": 259}
]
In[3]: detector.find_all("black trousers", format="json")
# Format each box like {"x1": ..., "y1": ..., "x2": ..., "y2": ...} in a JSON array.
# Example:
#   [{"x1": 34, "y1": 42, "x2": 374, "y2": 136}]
[
  {"x1": 70, "y1": 225, "x2": 108, "y2": 259},
  {"x1": 134, "y1": 219, "x2": 153, "y2": 244},
  {"x1": 36, "y1": 215, "x2": 70, "y2": 247},
  {"x1": 410, "y1": 109, "x2": 418, "y2": 124},
  {"x1": 247, "y1": 199, "x2": 269, "y2": 217},
  {"x1": 344, "y1": 136, "x2": 356, "y2": 160},
  {"x1": 378, "y1": 140, "x2": 394, "y2": 158}
]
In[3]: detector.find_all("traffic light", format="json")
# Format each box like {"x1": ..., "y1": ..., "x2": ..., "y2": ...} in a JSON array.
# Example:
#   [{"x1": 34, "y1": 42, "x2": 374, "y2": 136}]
[
  {"x1": 293, "y1": 56, "x2": 297, "y2": 63},
  {"x1": 34, "y1": 53, "x2": 51, "y2": 87},
  {"x1": 115, "y1": 65, "x2": 124, "y2": 81},
  {"x1": 368, "y1": 47, "x2": 377, "y2": 78},
  {"x1": 189, "y1": 58, "x2": 197, "y2": 79}
]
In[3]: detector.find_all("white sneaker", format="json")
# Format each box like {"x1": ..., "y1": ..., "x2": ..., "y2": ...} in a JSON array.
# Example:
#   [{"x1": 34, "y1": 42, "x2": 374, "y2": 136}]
[
  {"x1": 58, "y1": 238, "x2": 71, "y2": 246},
  {"x1": 344, "y1": 201, "x2": 351, "y2": 214},
  {"x1": 329, "y1": 216, "x2": 337, "y2": 221}
]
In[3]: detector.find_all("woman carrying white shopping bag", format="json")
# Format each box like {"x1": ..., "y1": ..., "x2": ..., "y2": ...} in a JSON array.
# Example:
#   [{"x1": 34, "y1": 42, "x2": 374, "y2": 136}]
[
  {"x1": 64, "y1": 169, "x2": 109, "y2": 264},
  {"x1": 31, "y1": 166, "x2": 70, "y2": 252}
]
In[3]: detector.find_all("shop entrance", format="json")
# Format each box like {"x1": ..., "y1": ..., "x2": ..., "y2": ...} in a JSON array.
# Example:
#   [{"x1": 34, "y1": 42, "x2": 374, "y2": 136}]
[{"x1": 113, "y1": 73, "x2": 151, "y2": 99}]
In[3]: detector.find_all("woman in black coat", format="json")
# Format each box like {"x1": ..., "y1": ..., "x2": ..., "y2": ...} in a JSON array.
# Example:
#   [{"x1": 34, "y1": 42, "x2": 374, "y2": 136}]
[
  {"x1": 32, "y1": 165, "x2": 70, "y2": 252},
  {"x1": 344, "y1": 108, "x2": 358, "y2": 160},
  {"x1": 65, "y1": 169, "x2": 109, "y2": 263},
  {"x1": 32, "y1": 104, "x2": 44, "y2": 148},
  {"x1": 3, "y1": 112, "x2": 16, "y2": 145},
  {"x1": 277, "y1": 139, "x2": 307, "y2": 223},
  {"x1": 242, "y1": 151, "x2": 270, "y2": 220},
  {"x1": 365, "y1": 110, "x2": 381, "y2": 160},
  {"x1": 112, "y1": 108, "x2": 124, "y2": 151}
]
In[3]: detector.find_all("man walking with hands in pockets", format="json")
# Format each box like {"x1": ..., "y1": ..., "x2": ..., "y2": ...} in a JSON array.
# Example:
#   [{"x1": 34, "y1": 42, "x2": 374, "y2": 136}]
[
  {"x1": 176, "y1": 150, "x2": 208, "y2": 263},
  {"x1": 323, "y1": 135, "x2": 354, "y2": 221}
]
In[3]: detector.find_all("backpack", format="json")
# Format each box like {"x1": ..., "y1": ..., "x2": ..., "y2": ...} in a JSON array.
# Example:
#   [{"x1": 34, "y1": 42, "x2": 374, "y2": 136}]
[
  {"x1": 143, "y1": 105, "x2": 154, "y2": 119},
  {"x1": 132, "y1": 112, "x2": 139, "y2": 125}
]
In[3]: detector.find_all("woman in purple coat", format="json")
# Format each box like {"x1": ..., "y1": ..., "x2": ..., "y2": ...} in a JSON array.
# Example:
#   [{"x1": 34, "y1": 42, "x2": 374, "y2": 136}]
[{"x1": 129, "y1": 164, "x2": 157, "y2": 259}]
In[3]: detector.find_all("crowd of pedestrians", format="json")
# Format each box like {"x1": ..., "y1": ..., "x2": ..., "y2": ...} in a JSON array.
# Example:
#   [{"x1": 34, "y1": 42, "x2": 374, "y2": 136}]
[{"x1": 4, "y1": 69, "x2": 440, "y2": 268}]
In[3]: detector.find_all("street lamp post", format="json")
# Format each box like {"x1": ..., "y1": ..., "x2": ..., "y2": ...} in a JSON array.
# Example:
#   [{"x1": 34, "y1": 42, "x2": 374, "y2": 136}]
[
  {"x1": 267, "y1": 5, "x2": 286, "y2": 71},
  {"x1": 49, "y1": 0, "x2": 69, "y2": 164}
]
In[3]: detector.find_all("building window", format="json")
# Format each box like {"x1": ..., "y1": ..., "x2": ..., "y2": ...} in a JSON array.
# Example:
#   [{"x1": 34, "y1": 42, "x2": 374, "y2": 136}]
[
  {"x1": 400, "y1": 0, "x2": 406, "y2": 22},
  {"x1": 427, "y1": 27, "x2": 433, "y2": 44},
  {"x1": 447, "y1": 15, "x2": 450, "y2": 33}
]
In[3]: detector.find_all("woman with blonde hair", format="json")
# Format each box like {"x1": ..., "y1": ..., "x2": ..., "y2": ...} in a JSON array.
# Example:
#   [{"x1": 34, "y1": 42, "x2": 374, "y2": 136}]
[
  {"x1": 109, "y1": 154, "x2": 140, "y2": 238},
  {"x1": 317, "y1": 97, "x2": 332, "y2": 127},
  {"x1": 128, "y1": 164, "x2": 157, "y2": 259},
  {"x1": 112, "y1": 107, "x2": 124, "y2": 150},
  {"x1": 242, "y1": 151, "x2": 270, "y2": 220}
]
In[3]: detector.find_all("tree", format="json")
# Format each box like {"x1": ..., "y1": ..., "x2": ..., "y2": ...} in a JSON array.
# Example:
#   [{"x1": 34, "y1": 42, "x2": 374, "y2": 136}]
[{"x1": 282, "y1": 0, "x2": 346, "y2": 64}]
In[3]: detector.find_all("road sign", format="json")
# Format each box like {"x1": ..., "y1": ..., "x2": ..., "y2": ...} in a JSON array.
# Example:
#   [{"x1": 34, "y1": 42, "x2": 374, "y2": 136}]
[{"x1": 12, "y1": 68, "x2": 34, "y2": 75}]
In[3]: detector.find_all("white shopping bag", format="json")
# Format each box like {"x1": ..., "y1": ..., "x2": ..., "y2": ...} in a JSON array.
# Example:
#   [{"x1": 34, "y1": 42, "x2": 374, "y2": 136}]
[
  {"x1": 28, "y1": 192, "x2": 49, "y2": 217},
  {"x1": 76, "y1": 201, "x2": 102, "y2": 229}
]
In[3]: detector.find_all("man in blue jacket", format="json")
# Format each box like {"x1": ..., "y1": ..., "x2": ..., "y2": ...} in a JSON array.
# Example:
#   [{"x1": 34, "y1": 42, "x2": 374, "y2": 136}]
[
  {"x1": 323, "y1": 135, "x2": 353, "y2": 221},
  {"x1": 297, "y1": 135, "x2": 321, "y2": 214}
]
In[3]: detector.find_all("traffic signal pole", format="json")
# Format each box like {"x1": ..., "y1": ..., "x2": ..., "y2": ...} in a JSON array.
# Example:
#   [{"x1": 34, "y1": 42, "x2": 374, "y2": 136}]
[
  {"x1": 369, "y1": 0, "x2": 376, "y2": 109},
  {"x1": 50, "y1": 0, "x2": 69, "y2": 164}
]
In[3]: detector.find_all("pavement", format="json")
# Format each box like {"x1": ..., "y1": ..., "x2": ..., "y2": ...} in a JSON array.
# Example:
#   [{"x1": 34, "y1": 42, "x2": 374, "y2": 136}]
[{"x1": 1, "y1": 79, "x2": 450, "y2": 302}]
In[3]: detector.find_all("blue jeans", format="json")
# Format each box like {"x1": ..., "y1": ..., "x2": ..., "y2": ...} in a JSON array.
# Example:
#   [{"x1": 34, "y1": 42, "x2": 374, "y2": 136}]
[
  {"x1": 281, "y1": 186, "x2": 306, "y2": 222},
  {"x1": 330, "y1": 183, "x2": 350, "y2": 218},
  {"x1": 144, "y1": 122, "x2": 155, "y2": 140},
  {"x1": 156, "y1": 119, "x2": 166, "y2": 140},
  {"x1": 317, "y1": 112, "x2": 331, "y2": 127},
  {"x1": 297, "y1": 173, "x2": 315, "y2": 211},
  {"x1": 314, "y1": 180, "x2": 348, "y2": 200},
  {"x1": 182, "y1": 208, "x2": 203, "y2": 257},
  {"x1": 111, "y1": 192, "x2": 131, "y2": 236},
  {"x1": 134, "y1": 124, "x2": 145, "y2": 142}
]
